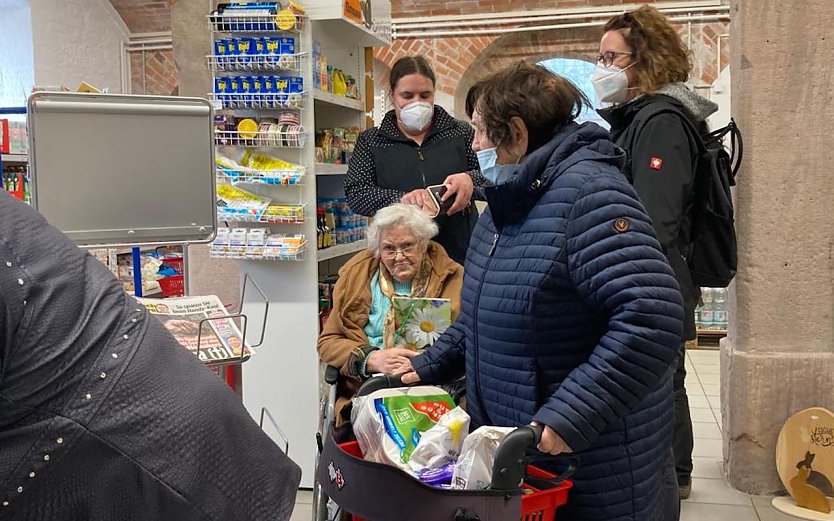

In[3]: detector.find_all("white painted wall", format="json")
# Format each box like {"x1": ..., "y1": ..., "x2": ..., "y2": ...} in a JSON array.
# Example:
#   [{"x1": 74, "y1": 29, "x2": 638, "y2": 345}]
[
  {"x1": 0, "y1": 0, "x2": 35, "y2": 111},
  {"x1": 709, "y1": 66, "x2": 732, "y2": 130},
  {"x1": 29, "y1": 0, "x2": 128, "y2": 93}
]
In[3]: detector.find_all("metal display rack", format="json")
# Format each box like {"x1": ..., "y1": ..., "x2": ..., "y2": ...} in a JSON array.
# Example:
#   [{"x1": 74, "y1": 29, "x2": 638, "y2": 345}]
[{"x1": 206, "y1": 0, "x2": 392, "y2": 488}]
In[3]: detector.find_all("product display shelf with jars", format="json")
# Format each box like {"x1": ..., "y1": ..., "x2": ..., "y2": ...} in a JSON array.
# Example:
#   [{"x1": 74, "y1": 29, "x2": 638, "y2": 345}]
[
  {"x1": 208, "y1": 2, "x2": 309, "y2": 263},
  {"x1": 206, "y1": 0, "x2": 391, "y2": 489}
]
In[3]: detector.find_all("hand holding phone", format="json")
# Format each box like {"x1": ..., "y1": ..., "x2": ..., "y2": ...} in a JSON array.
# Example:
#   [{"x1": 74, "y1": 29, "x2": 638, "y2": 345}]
[{"x1": 426, "y1": 184, "x2": 454, "y2": 218}]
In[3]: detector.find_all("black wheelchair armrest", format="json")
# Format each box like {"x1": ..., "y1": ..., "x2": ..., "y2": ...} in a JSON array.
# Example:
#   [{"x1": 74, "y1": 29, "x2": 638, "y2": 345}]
[{"x1": 324, "y1": 365, "x2": 341, "y2": 385}]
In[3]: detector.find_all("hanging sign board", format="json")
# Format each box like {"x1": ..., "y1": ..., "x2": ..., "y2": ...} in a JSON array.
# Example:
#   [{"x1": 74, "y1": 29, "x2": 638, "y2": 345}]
[
  {"x1": 27, "y1": 92, "x2": 216, "y2": 247},
  {"x1": 344, "y1": 0, "x2": 364, "y2": 24}
]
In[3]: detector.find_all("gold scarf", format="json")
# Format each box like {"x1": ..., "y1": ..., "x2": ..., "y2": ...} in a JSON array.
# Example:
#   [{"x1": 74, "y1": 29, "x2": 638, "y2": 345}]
[{"x1": 378, "y1": 254, "x2": 432, "y2": 349}]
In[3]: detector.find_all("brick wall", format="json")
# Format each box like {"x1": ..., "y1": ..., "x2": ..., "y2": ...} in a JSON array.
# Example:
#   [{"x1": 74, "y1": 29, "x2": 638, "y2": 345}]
[
  {"x1": 129, "y1": 49, "x2": 179, "y2": 95},
  {"x1": 378, "y1": 0, "x2": 730, "y2": 114},
  {"x1": 110, "y1": 0, "x2": 179, "y2": 95},
  {"x1": 110, "y1": 0, "x2": 175, "y2": 32}
]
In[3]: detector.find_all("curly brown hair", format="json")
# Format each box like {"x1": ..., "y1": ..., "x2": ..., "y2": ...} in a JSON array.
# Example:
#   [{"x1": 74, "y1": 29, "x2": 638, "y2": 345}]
[
  {"x1": 476, "y1": 62, "x2": 589, "y2": 154},
  {"x1": 604, "y1": 5, "x2": 692, "y2": 95}
]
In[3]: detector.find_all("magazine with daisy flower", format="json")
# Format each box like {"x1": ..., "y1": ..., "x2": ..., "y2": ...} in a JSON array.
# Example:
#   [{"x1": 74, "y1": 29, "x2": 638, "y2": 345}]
[{"x1": 391, "y1": 297, "x2": 452, "y2": 350}]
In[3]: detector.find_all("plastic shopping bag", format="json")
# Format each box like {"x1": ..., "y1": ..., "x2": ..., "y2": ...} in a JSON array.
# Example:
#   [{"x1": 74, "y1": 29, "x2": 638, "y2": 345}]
[
  {"x1": 351, "y1": 386, "x2": 469, "y2": 474},
  {"x1": 451, "y1": 425, "x2": 515, "y2": 490}
]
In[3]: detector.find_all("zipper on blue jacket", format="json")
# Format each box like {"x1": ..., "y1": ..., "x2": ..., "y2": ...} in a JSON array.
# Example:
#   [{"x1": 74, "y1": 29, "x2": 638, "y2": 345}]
[
  {"x1": 471, "y1": 230, "x2": 500, "y2": 424},
  {"x1": 488, "y1": 233, "x2": 499, "y2": 256}
]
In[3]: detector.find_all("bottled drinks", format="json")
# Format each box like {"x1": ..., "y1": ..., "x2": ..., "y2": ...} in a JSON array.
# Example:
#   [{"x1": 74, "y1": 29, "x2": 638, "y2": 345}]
[
  {"x1": 700, "y1": 288, "x2": 715, "y2": 330},
  {"x1": 713, "y1": 287, "x2": 728, "y2": 331}
]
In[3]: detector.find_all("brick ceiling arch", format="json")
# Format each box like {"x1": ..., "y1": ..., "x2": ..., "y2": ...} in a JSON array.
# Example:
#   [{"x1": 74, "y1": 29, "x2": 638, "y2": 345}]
[{"x1": 109, "y1": 0, "x2": 175, "y2": 33}]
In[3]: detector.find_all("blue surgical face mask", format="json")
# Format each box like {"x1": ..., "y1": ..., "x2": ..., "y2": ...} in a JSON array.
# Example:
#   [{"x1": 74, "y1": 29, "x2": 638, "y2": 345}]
[{"x1": 477, "y1": 147, "x2": 521, "y2": 185}]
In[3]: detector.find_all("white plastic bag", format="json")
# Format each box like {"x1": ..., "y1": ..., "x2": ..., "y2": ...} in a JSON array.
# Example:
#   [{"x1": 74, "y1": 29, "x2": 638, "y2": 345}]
[
  {"x1": 409, "y1": 406, "x2": 470, "y2": 472},
  {"x1": 451, "y1": 426, "x2": 515, "y2": 490},
  {"x1": 352, "y1": 386, "x2": 464, "y2": 474}
]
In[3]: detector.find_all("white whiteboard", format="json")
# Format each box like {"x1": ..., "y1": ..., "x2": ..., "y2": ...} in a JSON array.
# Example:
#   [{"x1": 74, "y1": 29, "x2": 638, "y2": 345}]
[{"x1": 28, "y1": 92, "x2": 216, "y2": 247}]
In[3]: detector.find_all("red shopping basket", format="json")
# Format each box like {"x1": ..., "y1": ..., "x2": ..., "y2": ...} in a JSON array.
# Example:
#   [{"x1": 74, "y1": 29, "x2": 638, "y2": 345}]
[
  {"x1": 162, "y1": 256, "x2": 184, "y2": 274},
  {"x1": 338, "y1": 441, "x2": 571, "y2": 521},
  {"x1": 158, "y1": 275, "x2": 184, "y2": 297}
]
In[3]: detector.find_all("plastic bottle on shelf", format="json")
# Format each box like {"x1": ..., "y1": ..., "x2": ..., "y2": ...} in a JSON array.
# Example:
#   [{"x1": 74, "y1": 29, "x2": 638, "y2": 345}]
[
  {"x1": 713, "y1": 287, "x2": 728, "y2": 331},
  {"x1": 699, "y1": 287, "x2": 715, "y2": 331}
]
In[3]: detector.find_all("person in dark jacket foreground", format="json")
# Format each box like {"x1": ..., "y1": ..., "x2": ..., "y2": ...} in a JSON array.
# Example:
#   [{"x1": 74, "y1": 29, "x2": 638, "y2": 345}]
[
  {"x1": 344, "y1": 55, "x2": 485, "y2": 264},
  {"x1": 400, "y1": 63, "x2": 684, "y2": 520},
  {"x1": 0, "y1": 191, "x2": 301, "y2": 520},
  {"x1": 592, "y1": 5, "x2": 720, "y2": 498}
]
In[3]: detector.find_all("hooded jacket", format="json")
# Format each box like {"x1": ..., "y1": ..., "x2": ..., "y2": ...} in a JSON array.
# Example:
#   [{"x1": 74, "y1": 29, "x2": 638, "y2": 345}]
[
  {"x1": 410, "y1": 122, "x2": 684, "y2": 520},
  {"x1": 600, "y1": 83, "x2": 719, "y2": 339},
  {"x1": 0, "y1": 192, "x2": 301, "y2": 520},
  {"x1": 344, "y1": 106, "x2": 484, "y2": 264}
]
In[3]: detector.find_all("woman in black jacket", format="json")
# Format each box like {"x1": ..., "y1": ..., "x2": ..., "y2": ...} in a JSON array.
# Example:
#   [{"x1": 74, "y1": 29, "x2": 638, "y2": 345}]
[
  {"x1": 592, "y1": 5, "x2": 720, "y2": 500},
  {"x1": 344, "y1": 56, "x2": 485, "y2": 264},
  {"x1": 0, "y1": 192, "x2": 301, "y2": 520}
]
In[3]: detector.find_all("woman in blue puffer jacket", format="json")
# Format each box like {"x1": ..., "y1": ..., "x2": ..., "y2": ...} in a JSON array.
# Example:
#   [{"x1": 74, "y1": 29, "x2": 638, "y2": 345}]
[{"x1": 400, "y1": 63, "x2": 684, "y2": 520}]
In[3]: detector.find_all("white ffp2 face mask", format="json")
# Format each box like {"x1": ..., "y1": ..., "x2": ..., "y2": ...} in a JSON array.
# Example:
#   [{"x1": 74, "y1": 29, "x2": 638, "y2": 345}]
[
  {"x1": 397, "y1": 101, "x2": 434, "y2": 133},
  {"x1": 591, "y1": 63, "x2": 634, "y2": 104}
]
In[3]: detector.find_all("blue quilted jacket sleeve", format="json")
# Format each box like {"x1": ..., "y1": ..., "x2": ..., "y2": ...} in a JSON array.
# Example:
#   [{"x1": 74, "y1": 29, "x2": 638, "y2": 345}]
[
  {"x1": 410, "y1": 315, "x2": 467, "y2": 385},
  {"x1": 532, "y1": 174, "x2": 684, "y2": 453}
]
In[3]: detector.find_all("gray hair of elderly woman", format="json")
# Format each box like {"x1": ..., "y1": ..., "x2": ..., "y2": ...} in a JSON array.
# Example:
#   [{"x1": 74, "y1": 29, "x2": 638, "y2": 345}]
[{"x1": 366, "y1": 203, "x2": 439, "y2": 256}]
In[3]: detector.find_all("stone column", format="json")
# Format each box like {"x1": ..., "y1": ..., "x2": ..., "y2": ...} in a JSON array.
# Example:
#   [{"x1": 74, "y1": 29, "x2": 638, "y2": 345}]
[
  {"x1": 724, "y1": 0, "x2": 834, "y2": 494},
  {"x1": 171, "y1": 0, "x2": 241, "y2": 310}
]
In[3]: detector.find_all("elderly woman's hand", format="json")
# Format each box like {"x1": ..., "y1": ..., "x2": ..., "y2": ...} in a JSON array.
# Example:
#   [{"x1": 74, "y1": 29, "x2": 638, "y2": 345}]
[
  {"x1": 441, "y1": 172, "x2": 474, "y2": 215},
  {"x1": 401, "y1": 189, "x2": 440, "y2": 217},
  {"x1": 532, "y1": 422, "x2": 573, "y2": 456},
  {"x1": 366, "y1": 348, "x2": 418, "y2": 375}
]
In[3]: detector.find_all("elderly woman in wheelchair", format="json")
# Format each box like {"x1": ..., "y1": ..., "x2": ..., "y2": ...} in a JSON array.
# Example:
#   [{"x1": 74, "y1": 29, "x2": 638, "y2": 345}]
[{"x1": 317, "y1": 203, "x2": 464, "y2": 426}]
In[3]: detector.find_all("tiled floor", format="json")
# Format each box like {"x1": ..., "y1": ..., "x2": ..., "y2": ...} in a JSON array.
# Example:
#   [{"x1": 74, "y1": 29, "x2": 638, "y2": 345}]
[{"x1": 291, "y1": 349, "x2": 795, "y2": 521}]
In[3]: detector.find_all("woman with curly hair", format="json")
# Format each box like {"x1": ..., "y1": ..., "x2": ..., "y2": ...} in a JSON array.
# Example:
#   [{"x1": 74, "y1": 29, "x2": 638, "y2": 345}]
[{"x1": 593, "y1": 5, "x2": 720, "y2": 500}]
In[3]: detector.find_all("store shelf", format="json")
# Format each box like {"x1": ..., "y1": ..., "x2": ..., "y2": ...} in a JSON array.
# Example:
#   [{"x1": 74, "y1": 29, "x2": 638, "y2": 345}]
[
  {"x1": 210, "y1": 241, "x2": 307, "y2": 261},
  {"x1": 313, "y1": 89, "x2": 364, "y2": 112},
  {"x1": 207, "y1": 52, "x2": 306, "y2": 73},
  {"x1": 1, "y1": 153, "x2": 28, "y2": 163},
  {"x1": 307, "y1": 7, "x2": 390, "y2": 48},
  {"x1": 217, "y1": 167, "x2": 305, "y2": 186},
  {"x1": 210, "y1": 92, "x2": 306, "y2": 111},
  {"x1": 315, "y1": 163, "x2": 348, "y2": 176},
  {"x1": 317, "y1": 239, "x2": 367, "y2": 262},
  {"x1": 697, "y1": 329, "x2": 728, "y2": 336},
  {"x1": 208, "y1": 13, "x2": 306, "y2": 34},
  {"x1": 215, "y1": 129, "x2": 307, "y2": 148}
]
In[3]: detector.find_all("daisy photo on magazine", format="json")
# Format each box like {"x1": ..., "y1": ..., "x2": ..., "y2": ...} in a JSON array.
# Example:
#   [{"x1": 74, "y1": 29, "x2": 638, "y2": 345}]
[{"x1": 391, "y1": 297, "x2": 452, "y2": 350}]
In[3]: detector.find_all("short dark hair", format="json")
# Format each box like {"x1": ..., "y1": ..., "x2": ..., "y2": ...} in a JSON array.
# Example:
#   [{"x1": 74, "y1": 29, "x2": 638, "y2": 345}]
[
  {"x1": 389, "y1": 56, "x2": 436, "y2": 92},
  {"x1": 465, "y1": 81, "x2": 484, "y2": 120},
  {"x1": 476, "y1": 62, "x2": 589, "y2": 154},
  {"x1": 603, "y1": 5, "x2": 692, "y2": 94}
]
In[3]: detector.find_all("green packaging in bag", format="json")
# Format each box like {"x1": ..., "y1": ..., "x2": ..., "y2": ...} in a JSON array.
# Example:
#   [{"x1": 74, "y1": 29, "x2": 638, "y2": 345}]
[{"x1": 374, "y1": 394, "x2": 455, "y2": 463}]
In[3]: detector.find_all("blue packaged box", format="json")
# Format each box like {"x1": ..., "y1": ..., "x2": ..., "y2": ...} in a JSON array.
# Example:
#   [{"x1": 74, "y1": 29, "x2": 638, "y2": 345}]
[
  {"x1": 227, "y1": 76, "x2": 241, "y2": 109},
  {"x1": 279, "y1": 37, "x2": 296, "y2": 55},
  {"x1": 289, "y1": 76, "x2": 304, "y2": 93},
  {"x1": 214, "y1": 39, "x2": 228, "y2": 69},
  {"x1": 238, "y1": 76, "x2": 253, "y2": 108},
  {"x1": 273, "y1": 76, "x2": 290, "y2": 107},
  {"x1": 235, "y1": 37, "x2": 254, "y2": 65},
  {"x1": 214, "y1": 77, "x2": 229, "y2": 107},
  {"x1": 262, "y1": 75, "x2": 275, "y2": 108},
  {"x1": 251, "y1": 76, "x2": 264, "y2": 107}
]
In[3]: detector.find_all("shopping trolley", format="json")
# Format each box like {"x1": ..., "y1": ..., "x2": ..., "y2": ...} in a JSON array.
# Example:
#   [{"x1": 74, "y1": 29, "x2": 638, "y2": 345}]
[{"x1": 314, "y1": 371, "x2": 575, "y2": 521}]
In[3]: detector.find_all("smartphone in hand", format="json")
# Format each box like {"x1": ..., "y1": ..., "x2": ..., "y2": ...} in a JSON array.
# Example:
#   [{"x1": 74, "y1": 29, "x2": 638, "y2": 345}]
[{"x1": 426, "y1": 184, "x2": 453, "y2": 217}]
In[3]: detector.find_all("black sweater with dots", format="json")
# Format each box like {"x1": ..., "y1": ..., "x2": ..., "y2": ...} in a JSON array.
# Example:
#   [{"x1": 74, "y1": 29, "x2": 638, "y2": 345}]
[{"x1": 344, "y1": 106, "x2": 484, "y2": 264}]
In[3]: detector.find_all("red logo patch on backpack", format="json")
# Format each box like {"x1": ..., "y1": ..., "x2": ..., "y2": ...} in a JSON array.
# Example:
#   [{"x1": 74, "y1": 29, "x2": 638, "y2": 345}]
[{"x1": 650, "y1": 157, "x2": 663, "y2": 170}]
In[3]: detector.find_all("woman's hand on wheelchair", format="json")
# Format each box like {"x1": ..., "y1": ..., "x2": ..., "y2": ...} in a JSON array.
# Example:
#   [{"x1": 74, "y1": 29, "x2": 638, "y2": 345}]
[{"x1": 366, "y1": 348, "x2": 417, "y2": 375}]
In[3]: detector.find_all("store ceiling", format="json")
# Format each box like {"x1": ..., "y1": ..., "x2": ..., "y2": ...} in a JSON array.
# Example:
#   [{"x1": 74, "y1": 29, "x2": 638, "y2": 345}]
[{"x1": 109, "y1": 0, "x2": 175, "y2": 33}]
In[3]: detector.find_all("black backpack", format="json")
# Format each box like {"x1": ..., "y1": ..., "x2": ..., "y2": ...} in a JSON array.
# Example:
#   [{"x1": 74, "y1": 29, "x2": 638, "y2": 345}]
[{"x1": 624, "y1": 103, "x2": 743, "y2": 288}]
